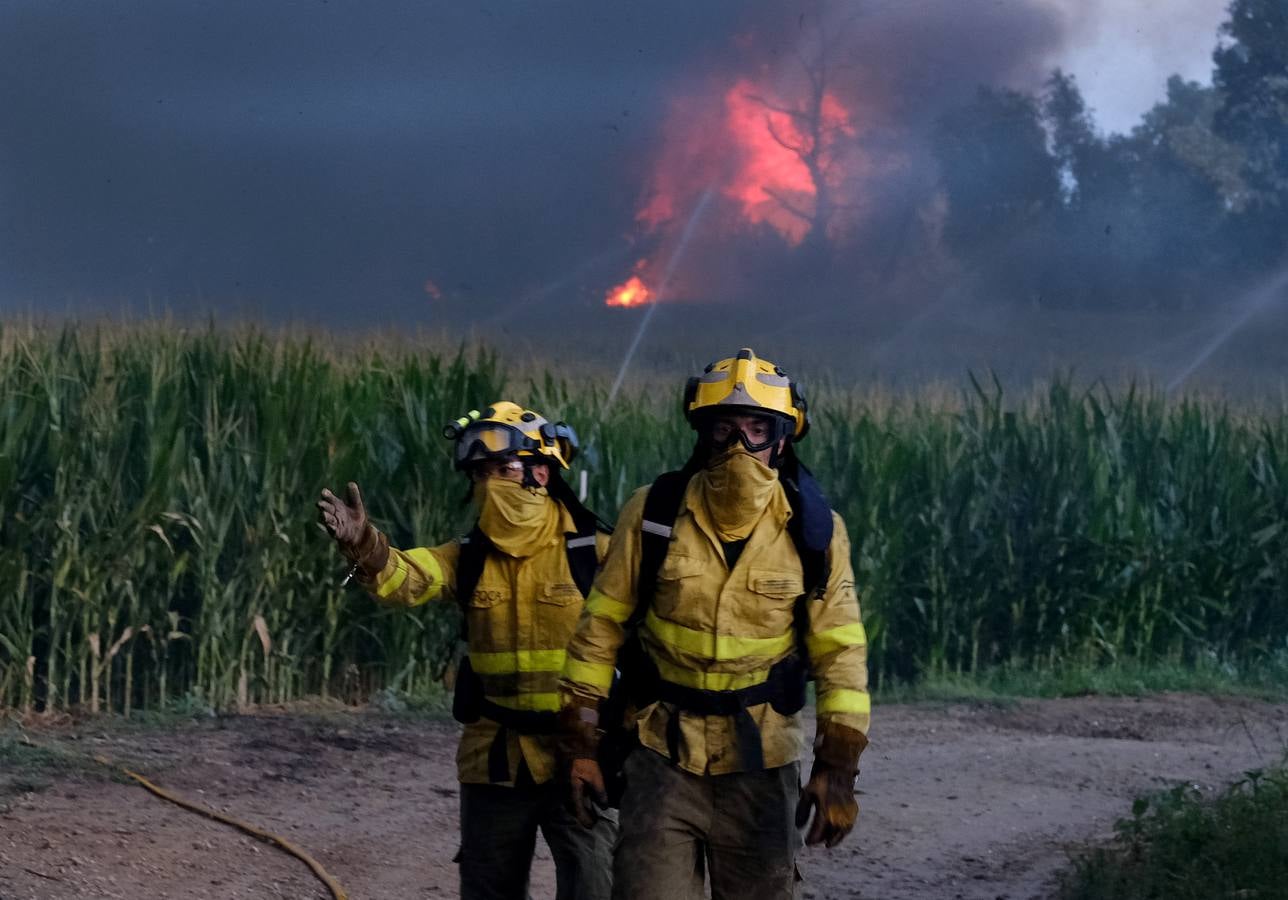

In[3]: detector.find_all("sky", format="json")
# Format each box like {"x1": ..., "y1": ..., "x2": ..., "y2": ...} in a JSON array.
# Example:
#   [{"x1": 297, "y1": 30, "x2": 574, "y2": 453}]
[
  {"x1": 1044, "y1": 0, "x2": 1229, "y2": 133},
  {"x1": 0, "y1": 0, "x2": 1234, "y2": 324}
]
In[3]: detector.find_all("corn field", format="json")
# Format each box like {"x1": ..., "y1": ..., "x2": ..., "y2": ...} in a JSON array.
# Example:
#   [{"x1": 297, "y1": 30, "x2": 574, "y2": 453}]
[{"x1": 1, "y1": 325, "x2": 1286, "y2": 713}]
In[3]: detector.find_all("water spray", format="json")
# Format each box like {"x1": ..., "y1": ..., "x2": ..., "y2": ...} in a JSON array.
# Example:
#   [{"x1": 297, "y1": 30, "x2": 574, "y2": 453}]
[
  {"x1": 1166, "y1": 264, "x2": 1288, "y2": 393},
  {"x1": 607, "y1": 187, "x2": 715, "y2": 405},
  {"x1": 570, "y1": 189, "x2": 715, "y2": 510}
]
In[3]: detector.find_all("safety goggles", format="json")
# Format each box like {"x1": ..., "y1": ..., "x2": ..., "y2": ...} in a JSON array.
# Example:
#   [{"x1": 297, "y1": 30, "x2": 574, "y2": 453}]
[
  {"x1": 453, "y1": 423, "x2": 541, "y2": 468},
  {"x1": 699, "y1": 411, "x2": 793, "y2": 453}
]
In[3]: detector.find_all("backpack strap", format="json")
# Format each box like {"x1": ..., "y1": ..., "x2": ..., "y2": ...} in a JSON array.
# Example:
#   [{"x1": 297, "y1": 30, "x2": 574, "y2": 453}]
[
  {"x1": 564, "y1": 503, "x2": 603, "y2": 599},
  {"x1": 631, "y1": 470, "x2": 693, "y2": 629},
  {"x1": 782, "y1": 458, "x2": 833, "y2": 672},
  {"x1": 454, "y1": 525, "x2": 491, "y2": 640},
  {"x1": 782, "y1": 458, "x2": 833, "y2": 600}
]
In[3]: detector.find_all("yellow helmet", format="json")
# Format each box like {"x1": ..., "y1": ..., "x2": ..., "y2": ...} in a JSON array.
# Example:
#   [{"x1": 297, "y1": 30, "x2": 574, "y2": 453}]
[
  {"x1": 683, "y1": 348, "x2": 809, "y2": 442},
  {"x1": 445, "y1": 401, "x2": 579, "y2": 470}
]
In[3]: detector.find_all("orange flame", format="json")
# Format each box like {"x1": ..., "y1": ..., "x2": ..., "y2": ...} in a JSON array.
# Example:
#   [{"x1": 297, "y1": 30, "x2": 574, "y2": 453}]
[
  {"x1": 606, "y1": 259, "x2": 654, "y2": 308},
  {"x1": 605, "y1": 274, "x2": 652, "y2": 308},
  {"x1": 608, "y1": 67, "x2": 864, "y2": 304}
]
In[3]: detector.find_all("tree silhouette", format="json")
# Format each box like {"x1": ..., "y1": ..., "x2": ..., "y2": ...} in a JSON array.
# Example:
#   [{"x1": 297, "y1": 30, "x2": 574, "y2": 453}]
[
  {"x1": 1213, "y1": 0, "x2": 1288, "y2": 265},
  {"x1": 741, "y1": 9, "x2": 861, "y2": 260}
]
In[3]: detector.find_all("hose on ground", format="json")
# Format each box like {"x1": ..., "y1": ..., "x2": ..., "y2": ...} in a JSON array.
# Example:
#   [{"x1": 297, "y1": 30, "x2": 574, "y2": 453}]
[{"x1": 93, "y1": 754, "x2": 348, "y2": 900}]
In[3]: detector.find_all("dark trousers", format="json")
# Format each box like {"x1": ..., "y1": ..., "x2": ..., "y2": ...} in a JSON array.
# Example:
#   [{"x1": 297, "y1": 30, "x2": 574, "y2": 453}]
[
  {"x1": 611, "y1": 747, "x2": 801, "y2": 900},
  {"x1": 459, "y1": 778, "x2": 617, "y2": 900}
]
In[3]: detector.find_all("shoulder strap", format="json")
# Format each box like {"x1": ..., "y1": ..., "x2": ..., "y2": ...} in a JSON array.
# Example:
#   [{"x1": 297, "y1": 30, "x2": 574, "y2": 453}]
[
  {"x1": 631, "y1": 470, "x2": 692, "y2": 629},
  {"x1": 544, "y1": 471, "x2": 609, "y2": 600},
  {"x1": 782, "y1": 459, "x2": 833, "y2": 600},
  {"x1": 563, "y1": 503, "x2": 601, "y2": 598},
  {"x1": 455, "y1": 524, "x2": 491, "y2": 640},
  {"x1": 781, "y1": 458, "x2": 834, "y2": 671}
]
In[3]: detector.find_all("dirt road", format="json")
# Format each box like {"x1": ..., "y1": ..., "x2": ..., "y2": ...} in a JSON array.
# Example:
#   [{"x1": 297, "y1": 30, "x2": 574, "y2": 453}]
[{"x1": 2, "y1": 694, "x2": 1286, "y2": 899}]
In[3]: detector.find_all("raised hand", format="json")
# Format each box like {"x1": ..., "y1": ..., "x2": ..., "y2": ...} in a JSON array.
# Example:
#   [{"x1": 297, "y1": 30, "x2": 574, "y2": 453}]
[
  {"x1": 317, "y1": 481, "x2": 368, "y2": 549},
  {"x1": 316, "y1": 481, "x2": 388, "y2": 576}
]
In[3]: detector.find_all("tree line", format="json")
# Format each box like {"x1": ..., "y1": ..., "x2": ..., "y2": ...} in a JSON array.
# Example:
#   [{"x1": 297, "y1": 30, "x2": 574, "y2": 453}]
[{"x1": 932, "y1": 0, "x2": 1288, "y2": 310}]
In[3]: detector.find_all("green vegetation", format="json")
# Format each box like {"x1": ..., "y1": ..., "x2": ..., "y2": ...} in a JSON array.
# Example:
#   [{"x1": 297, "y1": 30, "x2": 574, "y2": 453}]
[
  {"x1": 0, "y1": 730, "x2": 109, "y2": 796},
  {"x1": 934, "y1": 0, "x2": 1288, "y2": 314},
  {"x1": 2, "y1": 325, "x2": 1288, "y2": 713},
  {"x1": 880, "y1": 655, "x2": 1288, "y2": 705},
  {"x1": 1060, "y1": 764, "x2": 1288, "y2": 899}
]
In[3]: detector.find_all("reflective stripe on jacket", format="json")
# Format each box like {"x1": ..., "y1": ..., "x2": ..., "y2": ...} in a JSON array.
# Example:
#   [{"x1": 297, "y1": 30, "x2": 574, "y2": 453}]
[
  {"x1": 362, "y1": 507, "x2": 608, "y2": 785},
  {"x1": 560, "y1": 477, "x2": 869, "y2": 776}
]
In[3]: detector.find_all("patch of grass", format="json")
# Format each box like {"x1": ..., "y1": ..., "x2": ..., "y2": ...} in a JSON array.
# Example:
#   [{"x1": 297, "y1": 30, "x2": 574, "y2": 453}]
[
  {"x1": 876, "y1": 656, "x2": 1288, "y2": 704},
  {"x1": 112, "y1": 691, "x2": 220, "y2": 732},
  {"x1": 1059, "y1": 763, "x2": 1288, "y2": 899},
  {"x1": 369, "y1": 681, "x2": 453, "y2": 718},
  {"x1": 0, "y1": 731, "x2": 107, "y2": 796}
]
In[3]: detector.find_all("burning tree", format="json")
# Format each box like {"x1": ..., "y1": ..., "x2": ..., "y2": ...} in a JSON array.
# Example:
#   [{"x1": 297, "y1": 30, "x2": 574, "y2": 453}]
[
  {"x1": 737, "y1": 18, "x2": 862, "y2": 259},
  {"x1": 603, "y1": 9, "x2": 871, "y2": 307}
]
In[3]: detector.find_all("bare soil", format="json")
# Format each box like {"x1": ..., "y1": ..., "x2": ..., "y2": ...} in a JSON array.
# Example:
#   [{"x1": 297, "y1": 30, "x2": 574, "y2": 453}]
[{"x1": 2, "y1": 694, "x2": 1286, "y2": 900}]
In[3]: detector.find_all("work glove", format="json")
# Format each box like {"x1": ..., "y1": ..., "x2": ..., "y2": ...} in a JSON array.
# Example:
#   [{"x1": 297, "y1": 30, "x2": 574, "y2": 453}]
[
  {"x1": 795, "y1": 720, "x2": 868, "y2": 848},
  {"x1": 558, "y1": 700, "x2": 608, "y2": 829},
  {"x1": 316, "y1": 481, "x2": 389, "y2": 577}
]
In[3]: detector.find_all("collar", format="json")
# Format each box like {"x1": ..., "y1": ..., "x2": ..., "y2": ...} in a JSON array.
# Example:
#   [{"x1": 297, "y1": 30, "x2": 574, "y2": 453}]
[{"x1": 680, "y1": 473, "x2": 791, "y2": 554}]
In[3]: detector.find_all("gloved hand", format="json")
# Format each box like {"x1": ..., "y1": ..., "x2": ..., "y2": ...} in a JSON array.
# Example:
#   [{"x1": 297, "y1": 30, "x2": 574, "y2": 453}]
[
  {"x1": 567, "y1": 758, "x2": 608, "y2": 828},
  {"x1": 795, "y1": 720, "x2": 868, "y2": 848},
  {"x1": 558, "y1": 700, "x2": 607, "y2": 828},
  {"x1": 316, "y1": 482, "x2": 388, "y2": 576}
]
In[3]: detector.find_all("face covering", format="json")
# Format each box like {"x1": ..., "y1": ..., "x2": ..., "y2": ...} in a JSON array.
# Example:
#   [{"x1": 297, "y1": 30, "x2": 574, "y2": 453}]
[
  {"x1": 475, "y1": 478, "x2": 560, "y2": 557},
  {"x1": 698, "y1": 447, "x2": 781, "y2": 541}
]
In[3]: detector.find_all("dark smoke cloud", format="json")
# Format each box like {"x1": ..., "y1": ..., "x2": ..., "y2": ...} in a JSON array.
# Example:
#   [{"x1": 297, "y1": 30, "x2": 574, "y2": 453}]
[
  {"x1": 729, "y1": 1, "x2": 1065, "y2": 125},
  {"x1": 0, "y1": 0, "x2": 1069, "y2": 324}
]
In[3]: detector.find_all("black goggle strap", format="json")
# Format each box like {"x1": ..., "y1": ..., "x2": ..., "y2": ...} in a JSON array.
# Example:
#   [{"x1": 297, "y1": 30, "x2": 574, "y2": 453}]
[{"x1": 768, "y1": 433, "x2": 785, "y2": 468}]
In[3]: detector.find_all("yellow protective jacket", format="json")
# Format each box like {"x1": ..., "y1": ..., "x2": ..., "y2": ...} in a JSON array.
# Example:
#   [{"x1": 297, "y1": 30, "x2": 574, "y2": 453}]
[
  {"x1": 560, "y1": 477, "x2": 869, "y2": 776},
  {"x1": 360, "y1": 505, "x2": 607, "y2": 786}
]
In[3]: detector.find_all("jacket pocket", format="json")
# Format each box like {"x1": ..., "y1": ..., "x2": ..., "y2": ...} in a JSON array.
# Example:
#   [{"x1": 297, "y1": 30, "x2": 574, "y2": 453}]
[
  {"x1": 653, "y1": 554, "x2": 709, "y2": 624},
  {"x1": 658, "y1": 553, "x2": 704, "y2": 582},
  {"x1": 538, "y1": 582, "x2": 582, "y2": 607},
  {"x1": 748, "y1": 567, "x2": 804, "y2": 600}
]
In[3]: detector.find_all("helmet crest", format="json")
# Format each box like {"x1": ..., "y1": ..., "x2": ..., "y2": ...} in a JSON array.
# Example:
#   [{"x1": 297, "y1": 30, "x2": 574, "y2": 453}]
[{"x1": 683, "y1": 349, "x2": 809, "y2": 442}]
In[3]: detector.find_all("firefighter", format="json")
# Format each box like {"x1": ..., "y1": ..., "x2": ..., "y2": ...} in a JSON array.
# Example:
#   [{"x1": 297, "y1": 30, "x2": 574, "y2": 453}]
[
  {"x1": 557, "y1": 350, "x2": 869, "y2": 900},
  {"x1": 317, "y1": 402, "x2": 616, "y2": 900}
]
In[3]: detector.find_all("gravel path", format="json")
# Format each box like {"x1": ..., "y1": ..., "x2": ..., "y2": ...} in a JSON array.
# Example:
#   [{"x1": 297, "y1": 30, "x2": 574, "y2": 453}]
[{"x1": 2, "y1": 694, "x2": 1285, "y2": 899}]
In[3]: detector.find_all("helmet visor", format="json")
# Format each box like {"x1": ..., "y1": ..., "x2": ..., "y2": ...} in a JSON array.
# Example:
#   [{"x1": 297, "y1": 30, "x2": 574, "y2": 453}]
[{"x1": 454, "y1": 423, "x2": 537, "y2": 466}]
